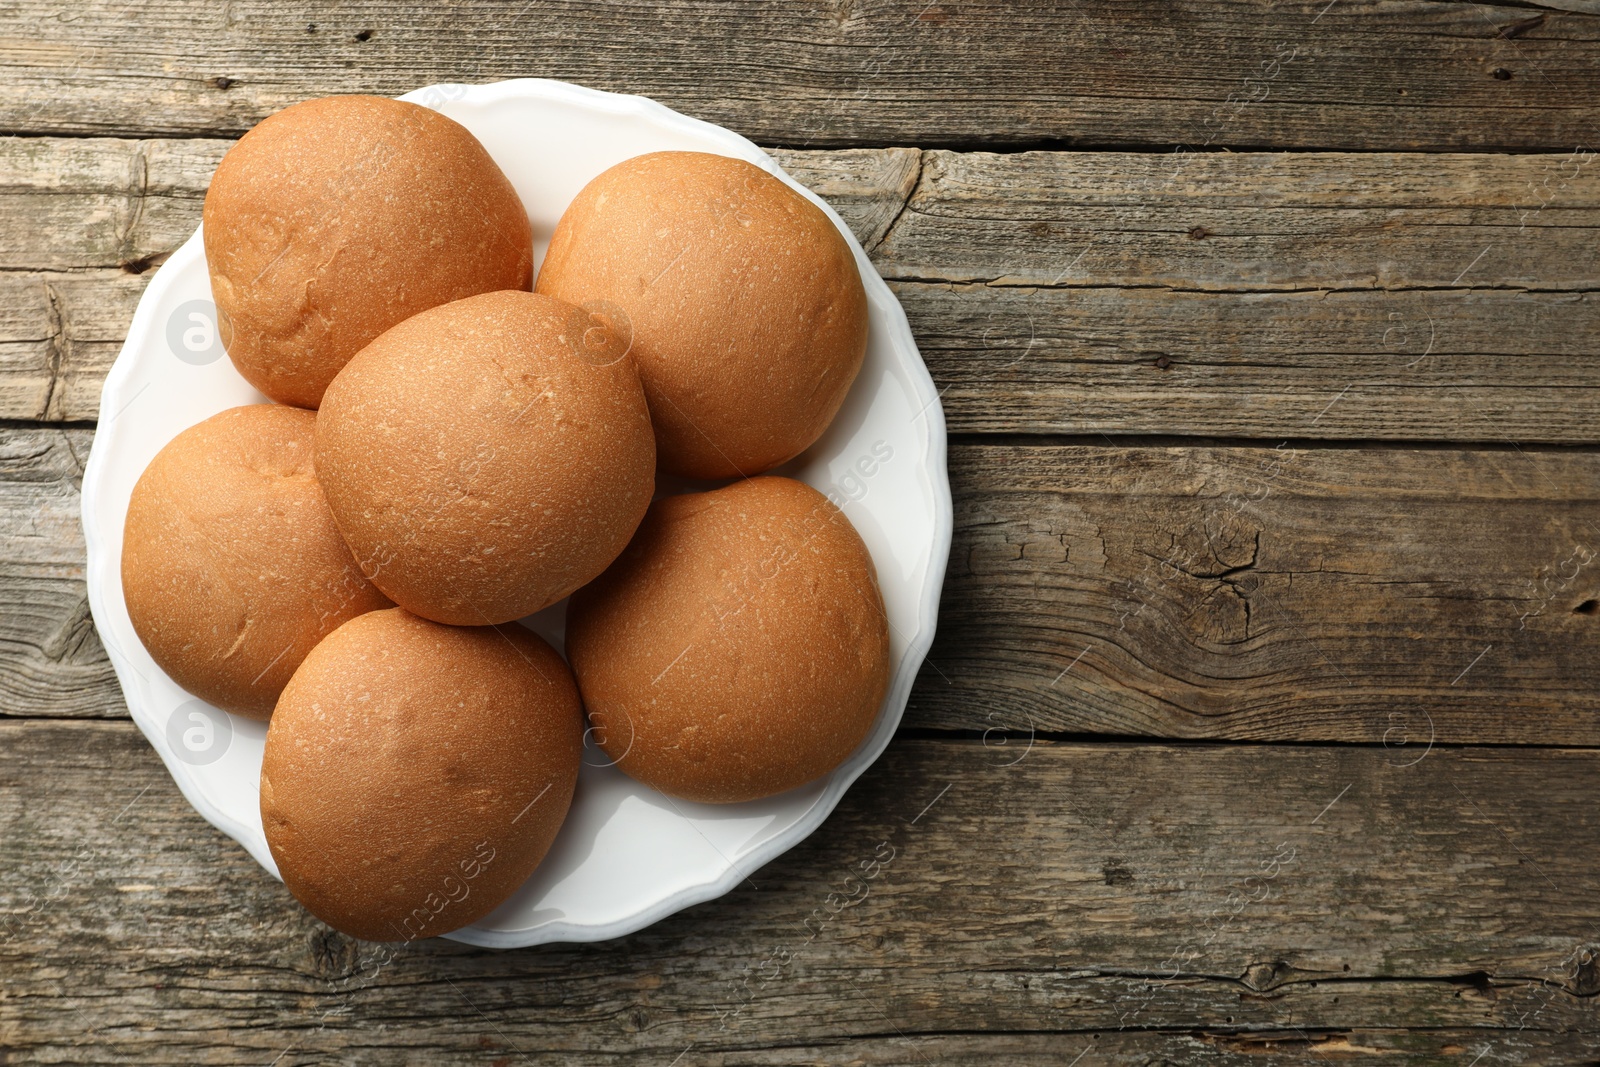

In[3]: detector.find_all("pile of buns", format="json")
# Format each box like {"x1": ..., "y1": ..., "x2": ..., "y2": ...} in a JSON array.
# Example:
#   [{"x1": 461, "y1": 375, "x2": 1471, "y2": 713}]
[{"x1": 120, "y1": 96, "x2": 892, "y2": 942}]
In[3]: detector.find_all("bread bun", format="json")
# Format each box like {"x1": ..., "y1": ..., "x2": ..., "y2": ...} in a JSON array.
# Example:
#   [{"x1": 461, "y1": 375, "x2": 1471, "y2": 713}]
[
  {"x1": 566, "y1": 476, "x2": 890, "y2": 803},
  {"x1": 314, "y1": 289, "x2": 655, "y2": 626},
  {"x1": 261, "y1": 608, "x2": 582, "y2": 941},
  {"x1": 536, "y1": 151, "x2": 868, "y2": 479},
  {"x1": 203, "y1": 95, "x2": 533, "y2": 408},
  {"x1": 120, "y1": 404, "x2": 391, "y2": 719}
]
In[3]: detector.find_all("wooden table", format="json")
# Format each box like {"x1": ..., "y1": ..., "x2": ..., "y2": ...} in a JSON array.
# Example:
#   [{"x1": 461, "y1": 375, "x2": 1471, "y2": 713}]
[{"x1": 4, "y1": 3, "x2": 1600, "y2": 1063}]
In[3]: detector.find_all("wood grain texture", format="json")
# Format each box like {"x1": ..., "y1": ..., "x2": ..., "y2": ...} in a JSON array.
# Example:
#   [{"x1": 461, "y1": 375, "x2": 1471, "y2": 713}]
[
  {"x1": 0, "y1": 136, "x2": 224, "y2": 272},
  {"x1": 5, "y1": 137, "x2": 1600, "y2": 441},
  {"x1": 0, "y1": 271, "x2": 146, "y2": 424},
  {"x1": 2, "y1": 1, "x2": 1598, "y2": 150},
  {"x1": 882, "y1": 147, "x2": 1600, "y2": 442},
  {"x1": 881, "y1": 149, "x2": 1600, "y2": 291},
  {"x1": 4, "y1": 720, "x2": 1600, "y2": 1063},
  {"x1": 920, "y1": 442, "x2": 1600, "y2": 742},
  {"x1": 9, "y1": 428, "x2": 1600, "y2": 746},
  {"x1": 899, "y1": 281, "x2": 1600, "y2": 442},
  {"x1": 0, "y1": 429, "x2": 105, "y2": 719}
]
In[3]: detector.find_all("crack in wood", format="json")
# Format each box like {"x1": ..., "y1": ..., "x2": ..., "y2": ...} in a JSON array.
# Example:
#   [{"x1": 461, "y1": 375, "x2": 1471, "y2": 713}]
[
  {"x1": 38, "y1": 280, "x2": 69, "y2": 422},
  {"x1": 866, "y1": 148, "x2": 924, "y2": 256}
]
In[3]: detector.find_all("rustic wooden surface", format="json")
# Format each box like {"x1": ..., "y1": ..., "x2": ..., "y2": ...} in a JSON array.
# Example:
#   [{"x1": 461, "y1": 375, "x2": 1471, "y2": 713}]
[
  {"x1": 11, "y1": 429, "x2": 1600, "y2": 743},
  {"x1": 9, "y1": 139, "x2": 1600, "y2": 439},
  {"x1": 4, "y1": 1, "x2": 1600, "y2": 1064},
  {"x1": 5, "y1": 1, "x2": 1600, "y2": 150},
  {"x1": 8, "y1": 723, "x2": 1600, "y2": 1064}
]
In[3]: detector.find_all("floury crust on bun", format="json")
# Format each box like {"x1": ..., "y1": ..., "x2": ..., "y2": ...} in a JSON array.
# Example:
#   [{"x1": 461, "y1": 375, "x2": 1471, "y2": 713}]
[
  {"x1": 260, "y1": 609, "x2": 583, "y2": 942},
  {"x1": 120, "y1": 404, "x2": 392, "y2": 719},
  {"x1": 314, "y1": 289, "x2": 656, "y2": 626},
  {"x1": 566, "y1": 476, "x2": 891, "y2": 804},
  {"x1": 203, "y1": 95, "x2": 534, "y2": 409},
  {"x1": 536, "y1": 151, "x2": 869, "y2": 479}
]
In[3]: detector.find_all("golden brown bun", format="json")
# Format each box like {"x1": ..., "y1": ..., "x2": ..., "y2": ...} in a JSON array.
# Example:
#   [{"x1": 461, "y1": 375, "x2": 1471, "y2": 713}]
[
  {"x1": 203, "y1": 95, "x2": 533, "y2": 408},
  {"x1": 566, "y1": 476, "x2": 890, "y2": 803},
  {"x1": 120, "y1": 405, "x2": 392, "y2": 719},
  {"x1": 536, "y1": 151, "x2": 869, "y2": 479},
  {"x1": 314, "y1": 289, "x2": 656, "y2": 626},
  {"x1": 261, "y1": 608, "x2": 582, "y2": 941}
]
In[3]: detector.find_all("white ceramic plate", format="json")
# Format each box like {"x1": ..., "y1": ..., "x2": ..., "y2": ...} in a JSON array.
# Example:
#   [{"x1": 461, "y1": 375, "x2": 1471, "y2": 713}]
[{"x1": 81, "y1": 78, "x2": 951, "y2": 948}]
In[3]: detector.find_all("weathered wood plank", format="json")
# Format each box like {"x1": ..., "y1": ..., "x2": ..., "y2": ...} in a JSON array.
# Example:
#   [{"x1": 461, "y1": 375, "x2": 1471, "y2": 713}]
[
  {"x1": 881, "y1": 149, "x2": 1600, "y2": 291},
  {"x1": 612, "y1": 1032, "x2": 1600, "y2": 1065},
  {"x1": 1, "y1": 1, "x2": 1598, "y2": 150},
  {"x1": 921, "y1": 442, "x2": 1600, "y2": 742},
  {"x1": 878, "y1": 147, "x2": 1600, "y2": 441},
  {"x1": 0, "y1": 271, "x2": 146, "y2": 423},
  {"x1": 897, "y1": 282, "x2": 1600, "y2": 442},
  {"x1": 0, "y1": 139, "x2": 224, "y2": 420},
  {"x1": 14, "y1": 273, "x2": 1599, "y2": 442},
  {"x1": 4, "y1": 137, "x2": 1599, "y2": 441},
  {"x1": 0, "y1": 136, "x2": 224, "y2": 272},
  {"x1": 8, "y1": 429, "x2": 1600, "y2": 746},
  {"x1": 0, "y1": 429, "x2": 104, "y2": 719},
  {"x1": 4, "y1": 721, "x2": 1599, "y2": 1063},
  {"x1": 23, "y1": 141, "x2": 1600, "y2": 291}
]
